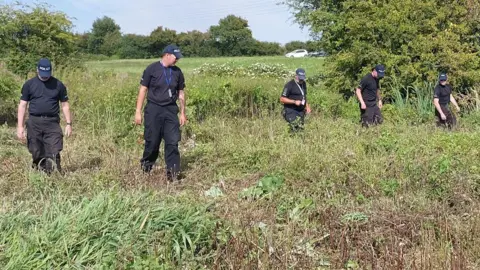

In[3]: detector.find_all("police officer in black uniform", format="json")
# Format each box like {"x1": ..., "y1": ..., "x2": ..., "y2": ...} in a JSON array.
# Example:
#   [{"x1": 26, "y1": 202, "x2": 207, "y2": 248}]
[
  {"x1": 16, "y1": 58, "x2": 72, "y2": 174},
  {"x1": 355, "y1": 64, "x2": 385, "y2": 127},
  {"x1": 433, "y1": 73, "x2": 460, "y2": 129},
  {"x1": 280, "y1": 68, "x2": 311, "y2": 132},
  {"x1": 134, "y1": 45, "x2": 187, "y2": 181}
]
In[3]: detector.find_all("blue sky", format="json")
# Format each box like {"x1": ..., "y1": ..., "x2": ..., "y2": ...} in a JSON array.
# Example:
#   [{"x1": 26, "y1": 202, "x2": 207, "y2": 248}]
[{"x1": 3, "y1": 0, "x2": 310, "y2": 44}]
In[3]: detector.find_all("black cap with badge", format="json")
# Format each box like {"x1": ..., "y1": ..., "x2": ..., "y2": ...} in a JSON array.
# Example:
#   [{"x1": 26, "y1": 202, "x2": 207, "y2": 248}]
[
  {"x1": 296, "y1": 68, "x2": 306, "y2": 80},
  {"x1": 163, "y1": 44, "x2": 183, "y2": 59},
  {"x1": 37, "y1": 58, "x2": 52, "y2": 77},
  {"x1": 374, "y1": 64, "x2": 385, "y2": 79},
  {"x1": 439, "y1": 73, "x2": 448, "y2": 81}
]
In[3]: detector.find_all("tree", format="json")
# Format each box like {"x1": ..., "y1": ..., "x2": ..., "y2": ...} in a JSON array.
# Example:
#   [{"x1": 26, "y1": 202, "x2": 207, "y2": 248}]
[
  {"x1": 285, "y1": 40, "x2": 307, "y2": 52},
  {"x1": 209, "y1": 15, "x2": 255, "y2": 56},
  {"x1": 197, "y1": 32, "x2": 222, "y2": 57},
  {"x1": 149, "y1": 26, "x2": 177, "y2": 57},
  {"x1": 251, "y1": 41, "x2": 284, "y2": 56},
  {"x1": 75, "y1": 32, "x2": 90, "y2": 53},
  {"x1": 305, "y1": 40, "x2": 322, "y2": 52},
  {"x1": 284, "y1": 0, "x2": 480, "y2": 95},
  {"x1": 118, "y1": 34, "x2": 150, "y2": 59},
  {"x1": 177, "y1": 30, "x2": 212, "y2": 57},
  {"x1": 88, "y1": 16, "x2": 120, "y2": 55},
  {"x1": 0, "y1": 2, "x2": 78, "y2": 77},
  {"x1": 100, "y1": 31, "x2": 122, "y2": 56}
]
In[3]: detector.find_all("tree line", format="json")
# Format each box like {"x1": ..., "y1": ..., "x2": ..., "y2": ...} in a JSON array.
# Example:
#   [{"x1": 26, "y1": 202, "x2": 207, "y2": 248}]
[
  {"x1": 0, "y1": 2, "x2": 321, "y2": 77},
  {"x1": 75, "y1": 15, "x2": 320, "y2": 59},
  {"x1": 76, "y1": 15, "x2": 318, "y2": 59}
]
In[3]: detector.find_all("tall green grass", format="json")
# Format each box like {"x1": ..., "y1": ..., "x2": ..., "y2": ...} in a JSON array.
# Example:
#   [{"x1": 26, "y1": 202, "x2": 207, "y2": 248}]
[
  {"x1": 387, "y1": 77, "x2": 480, "y2": 125},
  {"x1": 1, "y1": 58, "x2": 480, "y2": 268},
  {"x1": 48, "y1": 65, "x2": 356, "y2": 149},
  {"x1": 387, "y1": 79, "x2": 438, "y2": 124},
  {"x1": 0, "y1": 190, "x2": 221, "y2": 269}
]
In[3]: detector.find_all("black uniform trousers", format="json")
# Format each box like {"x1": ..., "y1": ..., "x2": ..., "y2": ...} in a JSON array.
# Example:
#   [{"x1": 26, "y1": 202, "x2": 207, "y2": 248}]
[
  {"x1": 283, "y1": 108, "x2": 305, "y2": 132},
  {"x1": 435, "y1": 105, "x2": 456, "y2": 129},
  {"x1": 141, "y1": 102, "x2": 181, "y2": 175},
  {"x1": 360, "y1": 101, "x2": 383, "y2": 127},
  {"x1": 26, "y1": 115, "x2": 63, "y2": 173}
]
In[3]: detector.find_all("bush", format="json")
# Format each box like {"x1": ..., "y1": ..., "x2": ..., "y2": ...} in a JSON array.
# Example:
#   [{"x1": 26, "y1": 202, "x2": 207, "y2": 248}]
[
  {"x1": 0, "y1": 66, "x2": 20, "y2": 124},
  {"x1": 285, "y1": 0, "x2": 480, "y2": 95},
  {"x1": 1, "y1": 3, "x2": 81, "y2": 77}
]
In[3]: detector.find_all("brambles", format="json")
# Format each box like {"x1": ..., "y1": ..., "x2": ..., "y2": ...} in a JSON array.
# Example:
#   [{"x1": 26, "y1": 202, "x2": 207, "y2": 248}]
[{"x1": 192, "y1": 62, "x2": 295, "y2": 79}]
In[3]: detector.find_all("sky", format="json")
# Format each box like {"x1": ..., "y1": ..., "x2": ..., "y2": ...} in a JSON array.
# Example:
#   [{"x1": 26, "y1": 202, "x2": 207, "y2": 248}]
[{"x1": 3, "y1": 0, "x2": 311, "y2": 44}]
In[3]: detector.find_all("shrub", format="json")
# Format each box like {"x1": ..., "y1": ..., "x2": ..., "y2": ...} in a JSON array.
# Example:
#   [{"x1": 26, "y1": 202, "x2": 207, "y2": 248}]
[{"x1": 0, "y1": 65, "x2": 20, "y2": 124}]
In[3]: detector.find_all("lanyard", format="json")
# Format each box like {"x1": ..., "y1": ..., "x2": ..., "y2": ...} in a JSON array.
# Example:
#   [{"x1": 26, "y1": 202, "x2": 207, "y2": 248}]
[
  {"x1": 161, "y1": 62, "x2": 172, "y2": 87},
  {"x1": 295, "y1": 81, "x2": 305, "y2": 98}
]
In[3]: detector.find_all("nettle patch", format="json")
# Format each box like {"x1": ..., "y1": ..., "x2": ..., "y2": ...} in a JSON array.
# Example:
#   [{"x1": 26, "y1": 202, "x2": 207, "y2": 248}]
[{"x1": 192, "y1": 62, "x2": 295, "y2": 79}]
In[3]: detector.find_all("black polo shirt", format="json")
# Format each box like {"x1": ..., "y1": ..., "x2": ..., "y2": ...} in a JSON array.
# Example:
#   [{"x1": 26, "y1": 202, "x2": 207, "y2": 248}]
[
  {"x1": 140, "y1": 61, "x2": 185, "y2": 106},
  {"x1": 281, "y1": 79, "x2": 307, "y2": 111},
  {"x1": 434, "y1": 84, "x2": 452, "y2": 105},
  {"x1": 20, "y1": 76, "x2": 69, "y2": 116},
  {"x1": 358, "y1": 73, "x2": 379, "y2": 106}
]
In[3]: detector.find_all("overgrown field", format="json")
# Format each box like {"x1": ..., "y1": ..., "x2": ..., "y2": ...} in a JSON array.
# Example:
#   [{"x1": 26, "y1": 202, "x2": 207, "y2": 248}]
[
  {"x1": 85, "y1": 56, "x2": 324, "y2": 75},
  {"x1": 1, "y1": 57, "x2": 480, "y2": 269}
]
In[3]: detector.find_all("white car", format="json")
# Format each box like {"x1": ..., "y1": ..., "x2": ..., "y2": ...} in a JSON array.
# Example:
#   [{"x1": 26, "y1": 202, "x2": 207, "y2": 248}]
[{"x1": 285, "y1": 49, "x2": 308, "y2": 58}]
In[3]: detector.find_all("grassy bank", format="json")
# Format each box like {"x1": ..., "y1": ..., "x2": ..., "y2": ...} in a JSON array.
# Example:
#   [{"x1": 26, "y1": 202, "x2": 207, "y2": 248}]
[{"x1": 1, "y1": 57, "x2": 480, "y2": 268}]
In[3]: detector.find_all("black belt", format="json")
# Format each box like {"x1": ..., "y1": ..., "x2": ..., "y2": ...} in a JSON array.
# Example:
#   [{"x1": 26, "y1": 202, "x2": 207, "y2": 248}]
[{"x1": 30, "y1": 113, "x2": 58, "y2": 118}]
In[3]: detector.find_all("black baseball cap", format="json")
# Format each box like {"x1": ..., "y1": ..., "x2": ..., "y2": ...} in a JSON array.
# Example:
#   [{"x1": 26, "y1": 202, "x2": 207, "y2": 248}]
[
  {"x1": 374, "y1": 64, "x2": 385, "y2": 78},
  {"x1": 163, "y1": 44, "x2": 183, "y2": 59},
  {"x1": 439, "y1": 73, "x2": 448, "y2": 81},
  {"x1": 296, "y1": 68, "x2": 306, "y2": 80},
  {"x1": 37, "y1": 58, "x2": 52, "y2": 77}
]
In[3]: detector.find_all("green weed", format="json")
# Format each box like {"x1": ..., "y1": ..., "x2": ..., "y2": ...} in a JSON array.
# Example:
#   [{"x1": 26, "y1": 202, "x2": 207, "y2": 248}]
[
  {"x1": 1, "y1": 57, "x2": 480, "y2": 268},
  {"x1": 0, "y1": 191, "x2": 222, "y2": 269}
]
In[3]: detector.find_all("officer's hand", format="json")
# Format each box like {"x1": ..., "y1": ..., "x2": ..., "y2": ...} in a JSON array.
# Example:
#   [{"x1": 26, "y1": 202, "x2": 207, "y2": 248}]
[
  {"x1": 16, "y1": 126, "x2": 26, "y2": 142},
  {"x1": 65, "y1": 125, "x2": 72, "y2": 137},
  {"x1": 441, "y1": 113, "x2": 447, "y2": 120},
  {"x1": 180, "y1": 113, "x2": 187, "y2": 127},
  {"x1": 294, "y1": 100, "x2": 302, "y2": 106},
  {"x1": 456, "y1": 106, "x2": 460, "y2": 112},
  {"x1": 361, "y1": 102, "x2": 367, "y2": 110},
  {"x1": 134, "y1": 112, "x2": 142, "y2": 125},
  {"x1": 306, "y1": 107, "x2": 312, "y2": 114},
  {"x1": 378, "y1": 100, "x2": 383, "y2": 109}
]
